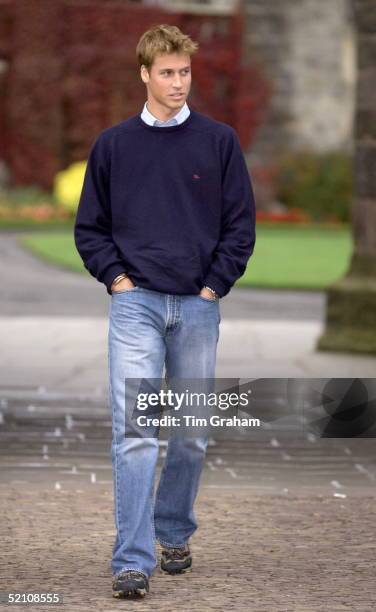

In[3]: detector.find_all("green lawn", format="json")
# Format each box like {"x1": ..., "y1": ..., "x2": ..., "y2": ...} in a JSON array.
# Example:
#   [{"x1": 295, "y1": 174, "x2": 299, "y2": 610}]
[
  {"x1": 19, "y1": 223, "x2": 353, "y2": 291},
  {"x1": 237, "y1": 223, "x2": 352, "y2": 290}
]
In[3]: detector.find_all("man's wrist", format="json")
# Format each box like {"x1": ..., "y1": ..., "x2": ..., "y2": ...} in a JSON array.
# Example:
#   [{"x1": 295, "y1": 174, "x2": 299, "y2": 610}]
[
  {"x1": 203, "y1": 285, "x2": 218, "y2": 299},
  {"x1": 111, "y1": 273, "x2": 128, "y2": 287}
]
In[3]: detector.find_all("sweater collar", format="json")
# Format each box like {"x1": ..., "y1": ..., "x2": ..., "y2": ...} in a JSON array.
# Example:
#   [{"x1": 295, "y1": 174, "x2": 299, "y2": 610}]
[{"x1": 141, "y1": 101, "x2": 190, "y2": 126}]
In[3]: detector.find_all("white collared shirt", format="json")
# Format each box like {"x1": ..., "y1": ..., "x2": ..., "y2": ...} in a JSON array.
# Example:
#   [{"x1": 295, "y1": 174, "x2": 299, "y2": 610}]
[{"x1": 140, "y1": 101, "x2": 190, "y2": 126}]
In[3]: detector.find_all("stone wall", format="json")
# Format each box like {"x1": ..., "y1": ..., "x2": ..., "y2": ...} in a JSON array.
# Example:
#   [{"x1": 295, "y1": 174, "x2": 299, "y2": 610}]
[
  {"x1": 243, "y1": 0, "x2": 356, "y2": 162},
  {"x1": 352, "y1": 0, "x2": 376, "y2": 264}
]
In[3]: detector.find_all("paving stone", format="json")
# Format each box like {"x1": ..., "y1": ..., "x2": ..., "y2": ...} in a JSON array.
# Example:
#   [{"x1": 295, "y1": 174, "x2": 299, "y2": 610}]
[{"x1": 1, "y1": 487, "x2": 375, "y2": 611}]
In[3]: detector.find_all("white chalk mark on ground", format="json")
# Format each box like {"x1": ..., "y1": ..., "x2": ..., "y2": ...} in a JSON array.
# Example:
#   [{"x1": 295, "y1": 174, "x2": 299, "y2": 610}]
[
  {"x1": 270, "y1": 438, "x2": 280, "y2": 448},
  {"x1": 334, "y1": 492, "x2": 347, "y2": 499},
  {"x1": 90, "y1": 473, "x2": 96, "y2": 484},
  {"x1": 214, "y1": 457, "x2": 226, "y2": 465},
  {"x1": 58, "y1": 466, "x2": 81, "y2": 475},
  {"x1": 54, "y1": 482, "x2": 61, "y2": 490},
  {"x1": 355, "y1": 463, "x2": 376, "y2": 481},
  {"x1": 281, "y1": 452, "x2": 292, "y2": 461},
  {"x1": 331, "y1": 480, "x2": 344, "y2": 489},
  {"x1": 225, "y1": 467, "x2": 238, "y2": 479},
  {"x1": 65, "y1": 415, "x2": 74, "y2": 430},
  {"x1": 306, "y1": 433, "x2": 317, "y2": 443}
]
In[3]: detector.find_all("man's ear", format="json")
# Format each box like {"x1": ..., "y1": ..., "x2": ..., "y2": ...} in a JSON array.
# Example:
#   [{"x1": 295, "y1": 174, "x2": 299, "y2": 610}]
[{"x1": 140, "y1": 65, "x2": 150, "y2": 84}]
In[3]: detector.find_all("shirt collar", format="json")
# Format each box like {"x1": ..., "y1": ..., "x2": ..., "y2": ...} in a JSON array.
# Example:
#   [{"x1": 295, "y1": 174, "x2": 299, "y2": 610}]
[{"x1": 140, "y1": 101, "x2": 190, "y2": 126}]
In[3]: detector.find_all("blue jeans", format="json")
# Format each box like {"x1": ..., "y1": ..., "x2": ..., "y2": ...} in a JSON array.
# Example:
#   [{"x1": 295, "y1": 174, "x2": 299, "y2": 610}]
[{"x1": 108, "y1": 287, "x2": 220, "y2": 578}]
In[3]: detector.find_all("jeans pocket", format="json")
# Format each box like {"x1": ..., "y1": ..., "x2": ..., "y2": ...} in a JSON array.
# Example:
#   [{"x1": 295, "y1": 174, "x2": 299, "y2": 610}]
[
  {"x1": 111, "y1": 286, "x2": 139, "y2": 296},
  {"x1": 197, "y1": 294, "x2": 217, "y2": 303}
]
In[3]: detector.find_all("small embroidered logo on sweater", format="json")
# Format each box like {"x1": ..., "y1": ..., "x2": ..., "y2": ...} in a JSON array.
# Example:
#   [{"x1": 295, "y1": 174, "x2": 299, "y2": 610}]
[{"x1": 193, "y1": 174, "x2": 200, "y2": 180}]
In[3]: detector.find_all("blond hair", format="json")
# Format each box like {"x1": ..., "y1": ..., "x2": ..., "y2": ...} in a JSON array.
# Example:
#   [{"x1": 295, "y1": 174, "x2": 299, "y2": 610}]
[{"x1": 136, "y1": 24, "x2": 199, "y2": 70}]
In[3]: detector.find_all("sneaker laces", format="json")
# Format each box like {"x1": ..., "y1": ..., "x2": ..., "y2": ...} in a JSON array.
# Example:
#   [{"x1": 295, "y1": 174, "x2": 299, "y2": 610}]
[
  {"x1": 117, "y1": 569, "x2": 145, "y2": 580},
  {"x1": 163, "y1": 546, "x2": 189, "y2": 560}
]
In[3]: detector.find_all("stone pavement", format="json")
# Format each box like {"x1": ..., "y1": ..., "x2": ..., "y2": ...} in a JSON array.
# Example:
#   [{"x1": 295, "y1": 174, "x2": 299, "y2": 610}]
[
  {"x1": 1, "y1": 316, "x2": 376, "y2": 394},
  {"x1": 1, "y1": 232, "x2": 376, "y2": 610},
  {"x1": 2, "y1": 485, "x2": 376, "y2": 612},
  {"x1": 1, "y1": 389, "x2": 376, "y2": 611}
]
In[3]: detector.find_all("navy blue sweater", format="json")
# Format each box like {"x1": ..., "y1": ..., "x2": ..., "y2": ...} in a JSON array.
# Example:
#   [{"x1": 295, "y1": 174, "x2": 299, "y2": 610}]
[{"x1": 74, "y1": 110, "x2": 256, "y2": 298}]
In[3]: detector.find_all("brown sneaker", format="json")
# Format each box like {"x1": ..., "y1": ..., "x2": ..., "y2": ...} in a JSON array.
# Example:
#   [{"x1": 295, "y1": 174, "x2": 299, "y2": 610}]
[
  {"x1": 161, "y1": 543, "x2": 192, "y2": 574},
  {"x1": 112, "y1": 569, "x2": 149, "y2": 598}
]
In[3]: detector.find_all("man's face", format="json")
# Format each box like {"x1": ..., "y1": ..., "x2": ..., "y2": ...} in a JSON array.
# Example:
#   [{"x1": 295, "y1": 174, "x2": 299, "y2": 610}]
[{"x1": 141, "y1": 52, "x2": 192, "y2": 118}]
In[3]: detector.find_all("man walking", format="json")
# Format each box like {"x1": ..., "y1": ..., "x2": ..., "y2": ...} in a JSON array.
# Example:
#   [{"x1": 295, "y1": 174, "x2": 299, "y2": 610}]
[{"x1": 74, "y1": 24, "x2": 256, "y2": 599}]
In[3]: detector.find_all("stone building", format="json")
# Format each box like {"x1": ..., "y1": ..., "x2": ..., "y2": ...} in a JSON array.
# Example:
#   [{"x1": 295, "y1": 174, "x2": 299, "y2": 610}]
[{"x1": 243, "y1": 0, "x2": 356, "y2": 164}]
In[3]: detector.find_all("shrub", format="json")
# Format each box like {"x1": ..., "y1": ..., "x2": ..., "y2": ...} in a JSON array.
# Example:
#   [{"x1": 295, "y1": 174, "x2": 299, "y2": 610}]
[
  {"x1": 0, "y1": 186, "x2": 71, "y2": 224},
  {"x1": 275, "y1": 152, "x2": 352, "y2": 222},
  {"x1": 53, "y1": 161, "x2": 86, "y2": 215},
  {"x1": 0, "y1": 186, "x2": 54, "y2": 207}
]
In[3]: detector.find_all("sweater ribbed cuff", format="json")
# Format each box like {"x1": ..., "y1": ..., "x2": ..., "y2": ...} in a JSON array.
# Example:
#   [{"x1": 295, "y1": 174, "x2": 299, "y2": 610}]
[
  {"x1": 103, "y1": 265, "x2": 128, "y2": 295},
  {"x1": 202, "y1": 274, "x2": 228, "y2": 299}
]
